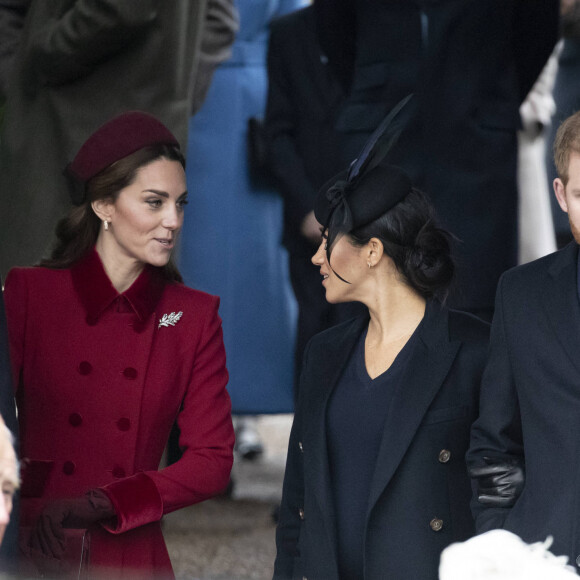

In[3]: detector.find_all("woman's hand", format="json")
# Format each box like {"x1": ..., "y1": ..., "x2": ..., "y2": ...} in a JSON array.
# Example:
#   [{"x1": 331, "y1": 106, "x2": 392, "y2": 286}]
[{"x1": 28, "y1": 490, "x2": 115, "y2": 560}]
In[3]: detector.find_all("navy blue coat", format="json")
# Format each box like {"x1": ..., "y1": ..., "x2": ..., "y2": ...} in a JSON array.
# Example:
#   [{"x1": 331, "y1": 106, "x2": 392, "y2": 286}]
[
  {"x1": 274, "y1": 302, "x2": 489, "y2": 580},
  {"x1": 468, "y1": 242, "x2": 580, "y2": 569},
  {"x1": 336, "y1": 0, "x2": 559, "y2": 313}
]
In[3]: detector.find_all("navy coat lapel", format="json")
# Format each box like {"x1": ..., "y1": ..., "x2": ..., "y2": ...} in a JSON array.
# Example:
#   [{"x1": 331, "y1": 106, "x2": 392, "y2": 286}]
[
  {"x1": 366, "y1": 302, "x2": 461, "y2": 514},
  {"x1": 543, "y1": 243, "x2": 580, "y2": 375},
  {"x1": 304, "y1": 316, "x2": 368, "y2": 526}
]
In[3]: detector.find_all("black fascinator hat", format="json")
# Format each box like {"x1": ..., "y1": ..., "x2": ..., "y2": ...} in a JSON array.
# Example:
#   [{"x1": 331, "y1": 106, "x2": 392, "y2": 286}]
[{"x1": 314, "y1": 94, "x2": 416, "y2": 236}]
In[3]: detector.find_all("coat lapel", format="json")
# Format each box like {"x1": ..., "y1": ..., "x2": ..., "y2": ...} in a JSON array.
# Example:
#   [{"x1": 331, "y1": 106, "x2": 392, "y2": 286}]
[
  {"x1": 366, "y1": 302, "x2": 460, "y2": 515},
  {"x1": 542, "y1": 243, "x2": 580, "y2": 375},
  {"x1": 304, "y1": 316, "x2": 368, "y2": 530}
]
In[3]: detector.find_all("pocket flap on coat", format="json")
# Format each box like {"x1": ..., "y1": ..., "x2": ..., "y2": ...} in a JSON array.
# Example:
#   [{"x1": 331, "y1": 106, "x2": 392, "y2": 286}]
[{"x1": 422, "y1": 405, "x2": 467, "y2": 425}]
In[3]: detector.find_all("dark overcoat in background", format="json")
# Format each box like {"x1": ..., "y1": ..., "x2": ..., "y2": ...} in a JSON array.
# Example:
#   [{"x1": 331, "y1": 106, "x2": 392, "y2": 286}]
[
  {"x1": 468, "y1": 242, "x2": 580, "y2": 571},
  {"x1": 337, "y1": 0, "x2": 560, "y2": 314},
  {"x1": 0, "y1": 0, "x2": 237, "y2": 278},
  {"x1": 274, "y1": 302, "x2": 489, "y2": 580},
  {"x1": 266, "y1": 4, "x2": 351, "y2": 257},
  {"x1": 265, "y1": 4, "x2": 363, "y2": 396}
]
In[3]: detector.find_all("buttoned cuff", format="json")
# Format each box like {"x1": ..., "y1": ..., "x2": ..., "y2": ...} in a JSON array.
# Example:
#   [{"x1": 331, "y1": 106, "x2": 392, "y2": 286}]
[{"x1": 99, "y1": 472, "x2": 163, "y2": 534}]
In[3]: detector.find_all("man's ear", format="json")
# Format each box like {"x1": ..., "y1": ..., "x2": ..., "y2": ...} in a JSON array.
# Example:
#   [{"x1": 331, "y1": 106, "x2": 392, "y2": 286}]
[
  {"x1": 554, "y1": 178, "x2": 569, "y2": 213},
  {"x1": 91, "y1": 199, "x2": 114, "y2": 222}
]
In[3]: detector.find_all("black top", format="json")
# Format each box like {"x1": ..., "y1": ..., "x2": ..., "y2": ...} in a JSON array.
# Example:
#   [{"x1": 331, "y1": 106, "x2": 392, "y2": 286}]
[{"x1": 327, "y1": 323, "x2": 422, "y2": 580}]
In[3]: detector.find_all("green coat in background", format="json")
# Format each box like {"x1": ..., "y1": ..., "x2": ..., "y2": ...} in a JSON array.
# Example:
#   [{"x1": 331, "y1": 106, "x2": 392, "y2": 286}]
[{"x1": 0, "y1": 0, "x2": 238, "y2": 278}]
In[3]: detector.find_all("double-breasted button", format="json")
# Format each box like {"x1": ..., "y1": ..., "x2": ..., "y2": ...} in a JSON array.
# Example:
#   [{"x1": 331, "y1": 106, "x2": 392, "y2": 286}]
[
  {"x1": 117, "y1": 418, "x2": 131, "y2": 431},
  {"x1": 438, "y1": 449, "x2": 451, "y2": 463},
  {"x1": 430, "y1": 518, "x2": 443, "y2": 532},
  {"x1": 576, "y1": 554, "x2": 580, "y2": 567},
  {"x1": 123, "y1": 367, "x2": 138, "y2": 380},
  {"x1": 112, "y1": 466, "x2": 126, "y2": 479},
  {"x1": 63, "y1": 461, "x2": 76, "y2": 475},
  {"x1": 298, "y1": 442, "x2": 304, "y2": 453},
  {"x1": 77, "y1": 361, "x2": 93, "y2": 375},
  {"x1": 68, "y1": 413, "x2": 82, "y2": 427},
  {"x1": 298, "y1": 508, "x2": 305, "y2": 520}
]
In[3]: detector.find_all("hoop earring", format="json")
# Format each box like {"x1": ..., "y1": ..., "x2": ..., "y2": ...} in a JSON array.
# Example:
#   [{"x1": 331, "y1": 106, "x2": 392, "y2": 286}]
[{"x1": 104, "y1": 220, "x2": 109, "y2": 231}]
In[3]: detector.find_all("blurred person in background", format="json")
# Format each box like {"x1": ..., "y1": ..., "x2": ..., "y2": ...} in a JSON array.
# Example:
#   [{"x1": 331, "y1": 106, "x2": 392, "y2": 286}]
[
  {"x1": 4, "y1": 112, "x2": 234, "y2": 579},
  {"x1": 265, "y1": 0, "x2": 365, "y2": 403},
  {"x1": 335, "y1": 0, "x2": 559, "y2": 321},
  {"x1": 517, "y1": 50, "x2": 558, "y2": 264},
  {"x1": 0, "y1": 0, "x2": 27, "y2": 124},
  {"x1": 0, "y1": 0, "x2": 238, "y2": 279},
  {"x1": 178, "y1": 0, "x2": 305, "y2": 463}
]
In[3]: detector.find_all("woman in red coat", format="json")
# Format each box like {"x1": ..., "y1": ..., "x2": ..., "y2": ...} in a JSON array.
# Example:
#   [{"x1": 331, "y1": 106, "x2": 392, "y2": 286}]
[{"x1": 3, "y1": 112, "x2": 235, "y2": 578}]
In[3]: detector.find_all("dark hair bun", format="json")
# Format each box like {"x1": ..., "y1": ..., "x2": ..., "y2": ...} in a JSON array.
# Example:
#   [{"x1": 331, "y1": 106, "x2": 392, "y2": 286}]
[
  {"x1": 404, "y1": 221, "x2": 454, "y2": 298},
  {"x1": 349, "y1": 188, "x2": 455, "y2": 299}
]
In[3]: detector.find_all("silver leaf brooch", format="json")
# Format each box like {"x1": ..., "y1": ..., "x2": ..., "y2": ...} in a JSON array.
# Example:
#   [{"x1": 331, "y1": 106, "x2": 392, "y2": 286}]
[{"x1": 158, "y1": 311, "x2": 183, "y2": 329}]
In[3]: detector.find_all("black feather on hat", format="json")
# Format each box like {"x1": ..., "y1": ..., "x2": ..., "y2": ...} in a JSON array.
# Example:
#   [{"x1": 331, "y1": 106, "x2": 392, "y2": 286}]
[{"x1": 314, "y1": 94, "x2": 416, "y2": 233}]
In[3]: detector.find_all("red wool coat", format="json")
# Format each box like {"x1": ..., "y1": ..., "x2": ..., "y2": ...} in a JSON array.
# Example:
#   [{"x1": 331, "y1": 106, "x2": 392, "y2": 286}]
[{"x1": 3, "y1": 249, "x2": 234, "y2": 578}]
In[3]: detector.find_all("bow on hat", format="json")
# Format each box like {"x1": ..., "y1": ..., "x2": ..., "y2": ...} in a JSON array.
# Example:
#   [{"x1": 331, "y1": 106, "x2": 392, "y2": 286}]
[{"x1": 314, "y1": 94, "x2": 417, "y2": 232}]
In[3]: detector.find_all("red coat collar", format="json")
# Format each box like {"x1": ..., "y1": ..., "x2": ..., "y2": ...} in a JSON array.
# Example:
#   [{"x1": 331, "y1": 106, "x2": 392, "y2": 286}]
[{"x1": 71, "y1": 248, "x2": 166, "y2": 325}]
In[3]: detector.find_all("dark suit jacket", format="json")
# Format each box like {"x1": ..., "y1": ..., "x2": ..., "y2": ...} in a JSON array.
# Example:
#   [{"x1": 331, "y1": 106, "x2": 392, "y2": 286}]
[
  {"x1": 337, "y1": 0, "x2": 560, "y2": 312},
  {"x1": 468, "y1": 242, "x2": 580, "y2": 567},
  {"x1": 274, "y1": 301, "x2": 489, "y2": 580},
  {"x1": 265, "y1": 6, "x2": 348, "y2": 255}
]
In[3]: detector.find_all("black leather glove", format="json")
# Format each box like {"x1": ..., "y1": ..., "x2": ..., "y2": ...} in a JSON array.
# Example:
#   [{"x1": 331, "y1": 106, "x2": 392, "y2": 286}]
[
  {"x1": 469, "y1": 456, "x2": 525, "y2": 507},
  {"x1": 28, "y1": 489, "x2": 115, "y2": 560}
]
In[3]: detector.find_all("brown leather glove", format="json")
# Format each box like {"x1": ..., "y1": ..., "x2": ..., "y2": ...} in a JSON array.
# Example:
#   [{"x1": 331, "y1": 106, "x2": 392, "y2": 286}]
[{"x1": 29, "y1": 489, "x2": 115, "y2": 560}]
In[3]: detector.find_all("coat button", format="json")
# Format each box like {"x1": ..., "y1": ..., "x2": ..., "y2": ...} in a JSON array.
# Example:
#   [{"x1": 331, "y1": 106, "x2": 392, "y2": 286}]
[
  {"x1": 298, "y1": 508, "x2": 305, "y2": 520},
  {"x1": 438, "y1": 449, "x2": 451, "y2": 463},
  {"x1": 63, "y1": 461, "x2": 76, "y2": 475},
  {"x1": 298, "y1": 442, "x2": 304, "y2": 453},
  {"x1": 77, "y1": 361, "x2": 92, "y2": 375},
  {"x1": 430, "y1": 518, "x2": 443, "y2": 532},
  {"x1": 576, "y1": 555, "x2": 580, "y2": 567},
  {"x1": 122, "y1": 367, "x2": 138, "y2": 380},
  {"x1": 117, "y1": 418, "x2": 131, "y2": 431},
  {"x1": 68, "y1": 413, "x2": 82, "y2": 427},
  {"x1": 112, "y1": 466, "x2": 126, "y2": 479}
]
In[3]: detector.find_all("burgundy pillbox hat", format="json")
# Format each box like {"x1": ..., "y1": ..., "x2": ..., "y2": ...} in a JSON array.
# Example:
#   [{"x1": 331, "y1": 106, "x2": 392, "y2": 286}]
[{"x1": 64, "y1": 111, "x2": 180, "y2": 205}]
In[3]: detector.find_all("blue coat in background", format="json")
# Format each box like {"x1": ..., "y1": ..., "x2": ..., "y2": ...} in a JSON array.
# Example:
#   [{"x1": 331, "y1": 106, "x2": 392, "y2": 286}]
[{"x1": 179, "y1": 0, "x2": 305, "y2": 414}]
